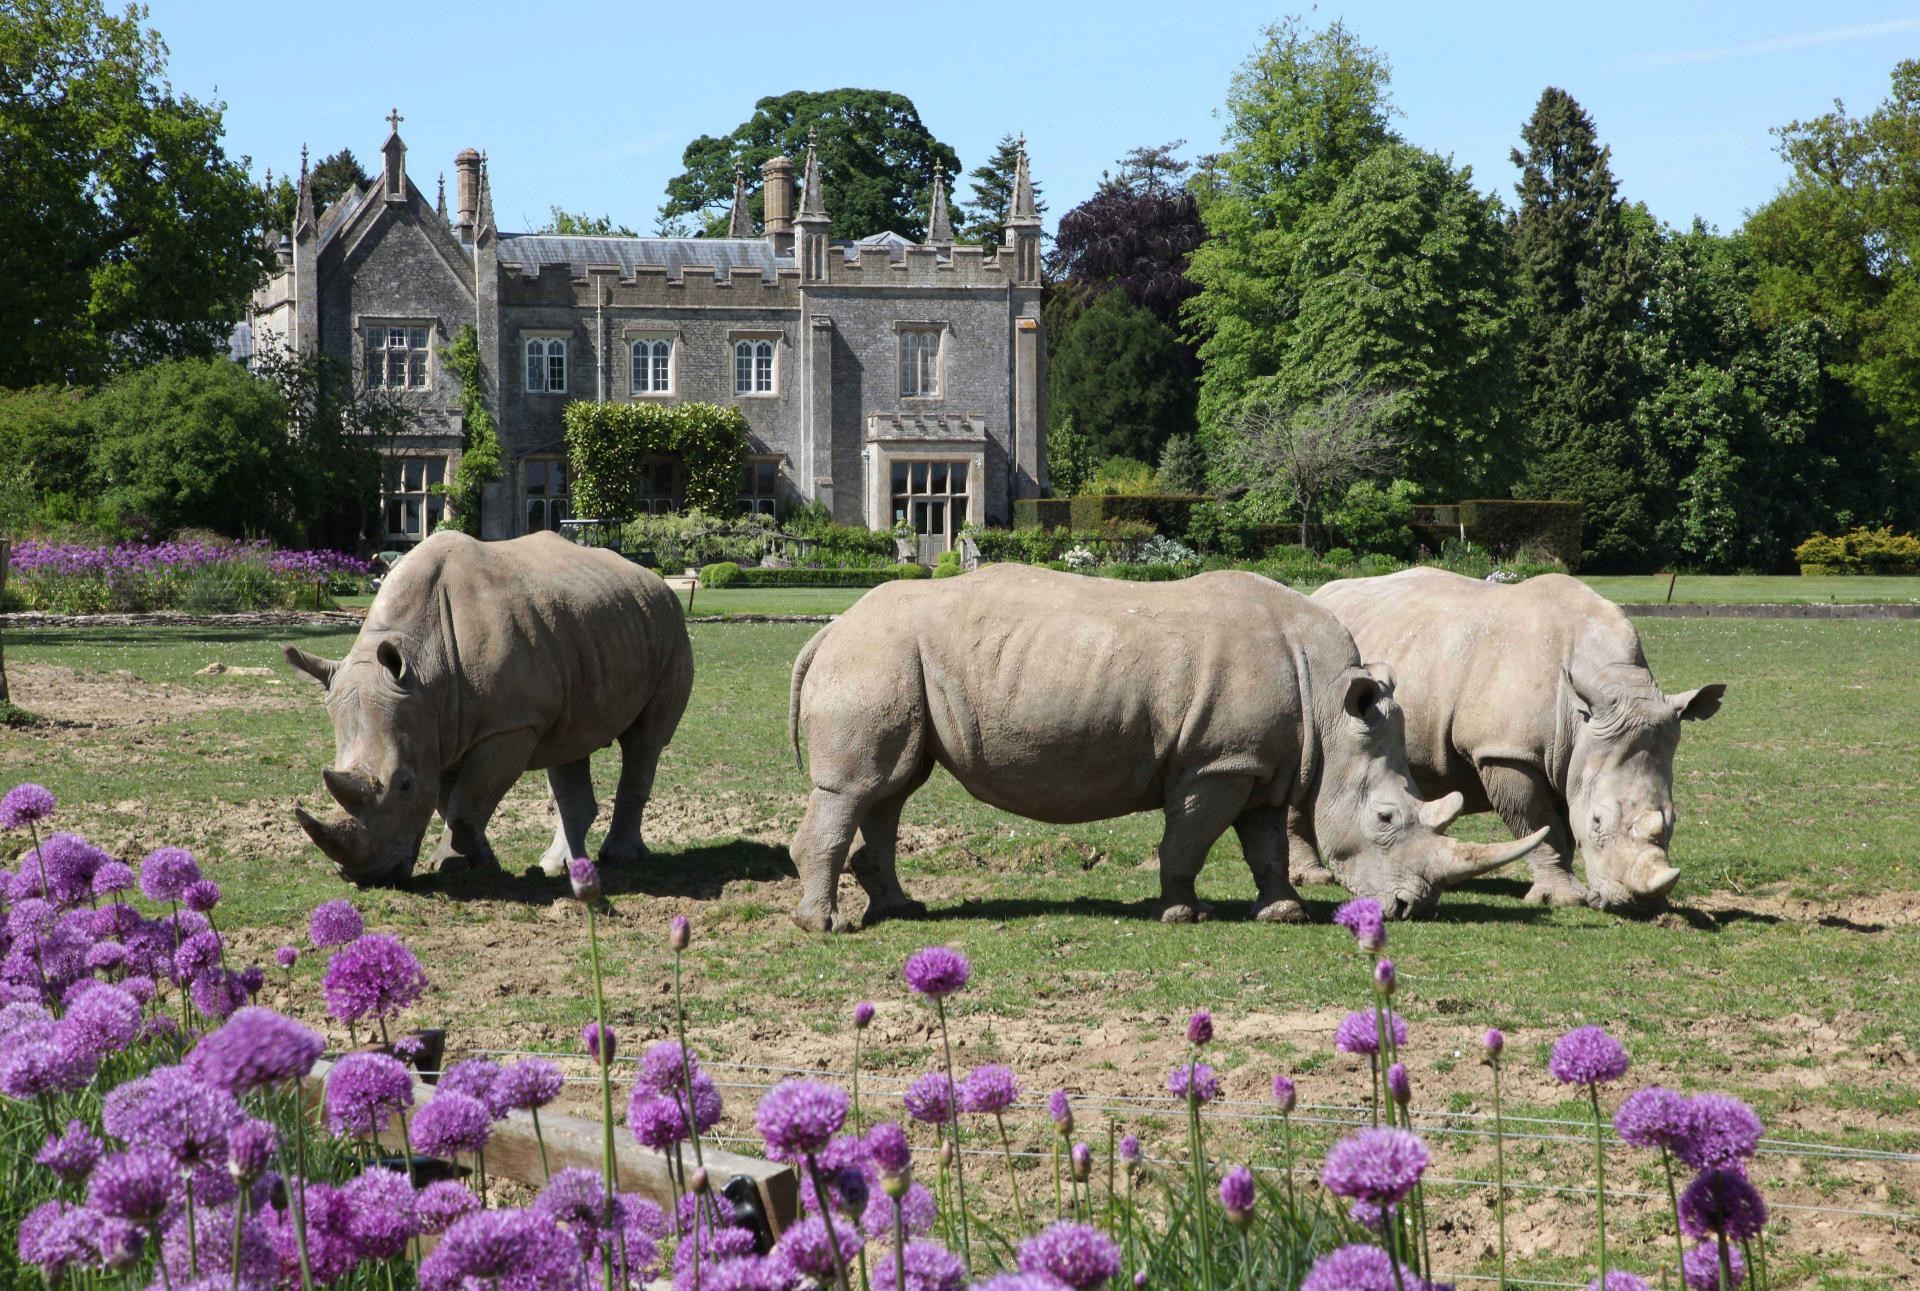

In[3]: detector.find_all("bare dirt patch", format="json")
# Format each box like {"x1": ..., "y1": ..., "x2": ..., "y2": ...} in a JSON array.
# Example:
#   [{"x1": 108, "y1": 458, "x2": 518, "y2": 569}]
[{"x1": 4, "y1": 661, "x2": 304, "y2": 728}]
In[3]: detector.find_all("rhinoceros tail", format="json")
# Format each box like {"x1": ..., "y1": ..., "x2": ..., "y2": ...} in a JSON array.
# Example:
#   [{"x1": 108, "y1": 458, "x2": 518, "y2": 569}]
[{"x1": 789, "y1": 626, "x2": 829, "y2": 774}]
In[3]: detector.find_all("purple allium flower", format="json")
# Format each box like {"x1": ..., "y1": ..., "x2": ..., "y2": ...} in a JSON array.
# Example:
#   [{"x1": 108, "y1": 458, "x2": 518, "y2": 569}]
[
  {"x1": 85, "y1": 941, "x2": 127, "y2": 972},
  {"x1": 187, "y1": 1007, "x2": 324, "y2": 1094},
  {"x1": 1586, "y1": 1275, "x2": 1655, "y2": 1291},
  {"x1": 874, "y1": 1238, "x2": 968, "y2": 1291},
  {"x1": 777, "y1": 1213, "x2": 865, "y2": 1281},
  {"x1": 274, "y1": 945, "x2": 298, "y2": 970},
  {"x1": 17, "y1": 1200, "x2": 115, "y2": 1278},
  {"x1": 87, "y1": 1147, "x2": 178, "y2": 1225},
  {"x1": 412, "y1": 1091, "x2": 493, "y2": 1159},
  {"x1": 1301, "y1": 1244, "x2": 1417, "y2": 1291},
  {"x1": 36, "y1": 1119, "x2": 102, "y2": 1184},
  {"x1": 494, "y1": 1057, "x2": 565, "y2": 1114},
  {"x1": 669, "y1": 914, "x2": 691, "y2": 951},
  {"x1": 414, "y1": 1180, "x2": 482, "y2": 1235},
  {"x1": 567, "y1": 857, "x2": 602, "y2": 902},
  {"x1": 0, "y1": 1031, "x2": 88, "y2": 1099},
  {"x1": 323, "y1": 1051, "x2": 414, "y2": 1137},
  {"x1": 227, "y1": 1118, "x2": 277, "y2": 1182},
  {"x1": 960, "y1": 1063, "x2": 1020, "y2": 1115},
  {"x1": 239, "y1": 965, "x2": 264, "y2": 997},
  {"x1": 582, "y1": 1021, "x2": 615, "y2": 1066},
  {"x1": 903, "y1": 1071, "x2": 957, "y2": 1125},
  {"x1": 756, "y1": 1078, "x2": 849, "y2": 1158},
  {"x1": 1549, "y1": 1026, "x2": 1631, "y2": 1087},
  {"x1": 138, "y1": 848, "x2": 200, "y2": 903},
  {"x1": 1070, "y1": 1141, "x2": 1093, "y2": 1181},
  {"x1": 55, "y1": 984, "x2": 141, "y2": 1064},
  {"x1": 902, "y1": 946, "x2": 970, "y2": 1000},
  {"x1": 439, "y1": 1057, "x2": 503, "y2": 1108},
  {"x1": 1048, "y1": 1088, "x2": 1073, "y2": 1129},
  {"x1": 1120, "y1": 1134, "x2": 1141, "y2": 1164},
  {"x1": 1166, "y1": 1062, "x2": 1220, "y2": 1106},
  {"x1": 1373, "y1": 959, "x2": 1396, "y2": 997},
  {"x1": 417, "y1": 1207, "x2": 579, "y2": 1291},
  {"x1": 1219, "y1": 1165, "x2": 1256, "y2": 1221},
  {"x1": 342, "y1": 1166, "x2": 420, "y2": 1259},
  {"x1": 8, "y1": 896, "x2": 54, "y2": 940},
  {"x1": 1348, "y1": 1198, "x2": 1389, "y2": 1231},
  {"x1": 1679, "y1": 1167, "x2": 1769, "y2": 1241},
  {"x1": 1017, "y1": 1221, "x2": 1122, "y2": 1289},
  {"x1": 182, "y1": 879, "x2": 222, "y2": 914},
  {"x1": 91, "y1": 861, "x2": 135, "y2": 900},
  {"x1": 854, "y1": 1000, "x2": 876, "y2": 1029},
  {"x1": 1683, "y1": 1239, "x2": 1746, "y2": 1290},
  {"x1": 190, "y1": 968, "x2": 250, "y2": 1021},
  {"x1": 1334, "y1": 1010, "x2": 1408, "y2": 1057},
  {"x1": 322, "y1": 933, "x2": 427, "y2": 1025},
  {"x1": 1272, "y1": 1074, "x2": 1298, "y2": 1114},
  {"x1": 33, "y1": 832, "x2": 108, "y2": 905},
  {"x1": 1333, "y1": 898, "x2": 1386, "y2": 952},
  {"x1": 533, "y1": 1167, "x2": 618, "y2": 1259},
  {"x1": 0, "y1": 783, "x2": 56, "y2": 830},
  {"x1": 636, "y1": 1039, "x2": 699, "y2": 1095},
  {"x1": 1614, "y1": 1086, "x2": 1691, "y2": 1152},
  {"x1": 1678, "y1": 1094, "x2": 1764, "y2": 1170},
  {"x1": 675, "y1": 1189, "x2": 739, "y2": 1237},
  {"x1": 1186, "y1": 1010, "x2": 1213, "y2": 1046},
  {"x1": 868, "y1": 1120, "x2": 912, "y2": 1174},
  {"x1": 308, "y1": 899, "x2": 363, "y2": 948},
  {"x1": 159, "y1": 1201, "x2": 277, "y2": 1288},
  {"x1": 1386, "y1": 1062, "x2": 1411, "y2": 1107},
  {"x1": 0, "y1": 1002, "x2": 51, "y2": 1037},
  {"x1": 100, "y1": 1065, "x2": 240, "y2": 1171},
  {"x1": 862, "y1": 1178, "x2": 937, "y2": 1240},
  {"x1": 630, "y1": 1092, "x2": 688, "y2": 1150},
  {"x1": 1320, "y1": 1128, "x2": 1431, "y2": 1206}
]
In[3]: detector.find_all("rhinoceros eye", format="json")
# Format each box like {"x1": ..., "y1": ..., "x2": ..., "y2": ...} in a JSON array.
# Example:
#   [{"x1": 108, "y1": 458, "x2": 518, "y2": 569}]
[
  {"x1": 1375, "y1": 807, "x2": 1396, "y2": 827},
  {"x1": 396, "y1": 775, "x2": 414, "y2": 795}
]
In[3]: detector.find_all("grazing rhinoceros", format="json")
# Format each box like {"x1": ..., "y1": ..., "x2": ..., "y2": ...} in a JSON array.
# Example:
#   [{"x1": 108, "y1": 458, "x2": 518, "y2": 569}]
[
  {"x1": 783, "y1": 564, "x2": 1545, "y2": 932},
  {"x1": 284, "y1": 531, "x2": 692, "y2": 885},
  {"x1": 1305, "y1": 568, "x2": 1724, "y2": 913}
]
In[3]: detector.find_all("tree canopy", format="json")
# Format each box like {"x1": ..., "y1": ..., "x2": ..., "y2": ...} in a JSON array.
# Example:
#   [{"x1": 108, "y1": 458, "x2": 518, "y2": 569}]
[
  {"x1": 537, "y1": 207, "x2": 638, "y2": 238},
  {"x1": 1048, "y1": 141, "x2": 1204, "y2": 323},
  {"x1": 960, "y1": 133, "x2": 1045, "y2": 248},
  {"x1": 1048, "y1": 288, "x2": 1196, "y2": 465}
]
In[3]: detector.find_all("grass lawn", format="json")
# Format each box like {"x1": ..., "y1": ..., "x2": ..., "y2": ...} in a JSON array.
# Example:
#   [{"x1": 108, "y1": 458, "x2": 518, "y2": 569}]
[{"x1": 2, "y1": 612, "x2": 1916, "y2": 1284}]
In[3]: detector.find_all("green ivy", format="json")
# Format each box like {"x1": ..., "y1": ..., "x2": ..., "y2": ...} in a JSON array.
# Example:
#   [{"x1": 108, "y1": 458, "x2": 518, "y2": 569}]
[
  {"x1": 440, "y1": 324, "x2": 502, "y2": 535},
  {"x1": 564, "y1": 401, "x2": 748, "y2": 522}
]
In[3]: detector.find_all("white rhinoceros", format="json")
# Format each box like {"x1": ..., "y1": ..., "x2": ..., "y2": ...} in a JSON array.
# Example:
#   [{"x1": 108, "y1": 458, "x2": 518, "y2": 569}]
[
  {"x1": 284, "y1": 530, "x2": 692, "y2": 885},
  {"x1": 1305, "y1": 568, "x2": 1724, "y2": 912},
  {"x1": 784, "y1": 564, "x2": 1544, "y2": 932}
]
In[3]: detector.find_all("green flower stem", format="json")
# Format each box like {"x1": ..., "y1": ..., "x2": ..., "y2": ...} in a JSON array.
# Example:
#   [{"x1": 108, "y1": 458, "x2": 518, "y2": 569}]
[
  {"x1": 1589, "y1": 1085, "x2": 1610, "y2": 1289},
  {"x1": 1281, "y1": 1111, "x2": 1296, "y2": 1214},
  {"x1": 532, "y1": 1107, "x2": 551, "y2": 1182},
  {"x1": 932, "y1": 997, "x2": 971, "y2": 1269},
  {"x1": 1186, "y1": 1054, "x2": 1215, "y2": 1291},
  {"x1": 1717, "y1": 1234, "x2": 1732, "y2": 1291},
  {"x1": 804, "y1": 1153, "x2": 854, "y2": 1291},
  {"x1": 1491, "y1": 1057, "x2": 1509, "y2": 1291},
  {"x1": 1051, "y1": 1138, "x2": 1063, "y2": 1220},
  {"x1": 229, "y1": 1188, "x2": 245, "y2": 1291},
  {"x1": 585, "y1": 900, "x2": 620, "y2": 1291},
  {"x1": 184, "y1": 1174, "x2": 198, "y2": 1279},
  {"x1": 995, "y1": 1110, "x2": 1030, "y2": 1228},
  {"x1": 672, "y1": 948, "x2": 706, "y2": 1171},
  {"x1": 291, "y1": 1075, "x2": 315, "y2": 1291},
  {"x1": 1663, "y1": 1148, "x2": 1687, "y2": 1285},
  {"x1": 1238, "y1": 1228, "x2": 1254, "y2": 1291},
  {"x1": 852, "y1": 1028, "x2": 864, "y2": 1136},
  {"x1": 893, "y1": 1196, "x2": 906, "y2": 1291}
]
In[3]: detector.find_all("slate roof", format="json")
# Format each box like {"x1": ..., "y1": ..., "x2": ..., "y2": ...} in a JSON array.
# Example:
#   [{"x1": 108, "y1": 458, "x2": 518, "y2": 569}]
[{"x1": 495, "y1": 234, "x2": 783, "y2": 279}]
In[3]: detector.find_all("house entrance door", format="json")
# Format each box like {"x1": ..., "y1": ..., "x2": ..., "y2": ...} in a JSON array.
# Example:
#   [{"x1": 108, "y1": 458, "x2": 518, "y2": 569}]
[{"x1": 891, "y1": 460, "x2": 969, "y2": 561}]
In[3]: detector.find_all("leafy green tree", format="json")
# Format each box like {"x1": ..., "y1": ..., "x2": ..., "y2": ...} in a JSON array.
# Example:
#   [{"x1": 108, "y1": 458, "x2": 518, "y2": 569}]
[
  {"x1": 247, "y1": 349, "x2": 404, "y2": 549},
  {"x1": 1048, "y1": 141, "x2": 1204, "y2": 323},
  {"x1": 1184, "y1": 17, "x2": 1398, "y2": 465},
  {"x1": 1227, "y1": 380, "x2": 1403, "y2": 549},
  {"x1": 658, "y1": 89, "x2": 960, "y2": 241},
  {"x1": 1048, "y1": 289, "x2": 1196, "y2": 464},
  {"x1": 537, "y1": 207, "x2": 638, "y2": 238},
  {"x1": 266, "y1": 149, "x2": 374, "y2": 230},
  {"x1": 1282, "y1": 143, "x2": 1518, "y2": 498},
  {"x1": 1327, "y1": 477, "x2": 1419, "y2": 557},
  {"x1": 1507, "y1": 87, "x2": 1655, "y2": 569},
  {"x1": 960, "y1": 132, "x2": 1045, "y2": 248},
  {"x1": 1156, "y1": 434, "x2": 1207, "y2": 493},
  {"x1": 0, "y1": 386, "x2": 91, "y2": 501},
  {"x1": 1046, "y1": 413, "x2": 1097, "y2": 497},
  {"x1": 0, "y1": 0, "x2": 270, "y2": 386}
]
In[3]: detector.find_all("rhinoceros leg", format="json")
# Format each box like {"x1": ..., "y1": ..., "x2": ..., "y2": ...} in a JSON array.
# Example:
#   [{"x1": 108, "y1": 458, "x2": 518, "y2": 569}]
[
  {"x1": 847, "y1": 767, "x2": 933, "y2": 927},
  {"x1": 425, "y1": 732, "x2": 536, "y2": 876},
  {"x1": 1478, "y1": 761, "x2": 1584, "y2": 907},
  {"x1": 1235, "y1": 807, "x2": 1309, "y2": 924},
  {"x1": 601, "y1": 672, "x2": 690, "y2": 867},
  {"x1": 1284, "y1": 805, "x2": 1338, "y2": 887},
  {"x1": 790, "y1": 788, "x2": 865, "y2": 934},
  {"x1": 538, "y1": 758, "x2": 598, "y2": 878},
  {"x1": 1155, "y1": 772, "x2": 1255, "y2": 924}
]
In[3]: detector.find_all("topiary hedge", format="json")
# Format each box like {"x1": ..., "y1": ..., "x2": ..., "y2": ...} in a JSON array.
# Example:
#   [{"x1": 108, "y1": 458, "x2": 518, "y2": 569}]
[
  {"x1": 1066, "y1": 493, "x2": 1205, "y2": 536},
  {"x1": 699, "y1": 564, "x2": 929, "y2": 589},
  {"x1": 1458, "y1": 499, "x2": 1584, "y2": 569},
  {"x1": 1793, "y1": 526, "x2": 1920, "y2": 575},
  {"x1": 565, "y1": 401, "x2": 747, "y2": 522},
  {"x1": 1012, "y1": 498, "x2": 1073, "y2": 529}
]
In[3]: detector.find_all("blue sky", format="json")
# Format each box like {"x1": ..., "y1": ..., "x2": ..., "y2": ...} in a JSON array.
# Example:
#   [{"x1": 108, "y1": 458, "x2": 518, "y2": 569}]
[{"x1": 146, "y1": 0, "x2": 1916, "y2": 236}]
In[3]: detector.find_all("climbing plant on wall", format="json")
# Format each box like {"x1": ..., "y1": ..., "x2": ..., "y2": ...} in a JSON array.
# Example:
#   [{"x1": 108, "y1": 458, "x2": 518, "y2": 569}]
[
  {"x1": 563, "y1": 401, "x2": 749, "y2": 521},
  {"x1": 440, "y1": 324, "x2": 502, "y2": 535}
]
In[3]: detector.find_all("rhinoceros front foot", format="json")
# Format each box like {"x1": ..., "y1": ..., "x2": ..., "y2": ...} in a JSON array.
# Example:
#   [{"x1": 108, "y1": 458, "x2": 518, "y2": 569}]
[
  {"x1": 790, "y1": 900, "x2": 858, "y2": 935},
  {"x1": 1524, "y1": 873, "x2": 1588, "y2": 907},
  {"x1": 1158, "y1": 900, "x2": 1216, "y2": 925},
  {"x1": 1292, "y1": 864, "x2": 1338, "y2": 887},
  {"x1": 598, "y1": 839, "x2": 649, "y2": 868},
  {"x1": 1253, "y1": 897, "x2": 1308, "y2": 924},
  {"x1": 427, "y1": 835, "x2": 499, "y2": 876},
  {"x1": 860, "y1": 896, "x2": 929, "y2": 927}
]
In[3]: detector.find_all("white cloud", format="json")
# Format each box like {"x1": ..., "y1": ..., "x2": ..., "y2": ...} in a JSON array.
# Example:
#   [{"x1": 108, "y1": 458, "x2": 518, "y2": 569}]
[{"x1": 1636, "y1": 17, "x2": 1920, "y2": 67}]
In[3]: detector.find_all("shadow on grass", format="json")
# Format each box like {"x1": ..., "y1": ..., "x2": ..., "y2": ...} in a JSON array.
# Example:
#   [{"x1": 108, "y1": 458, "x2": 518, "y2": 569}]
[
  {"x1": 409, "y1": 839, "x2": 796, "y2": 906},
  {"x1": 10, "y1": 624, "x2": 356, "y2": 648},
  {"x1": 913, "y1": 885, "x2": 1557, "y2": 927}
]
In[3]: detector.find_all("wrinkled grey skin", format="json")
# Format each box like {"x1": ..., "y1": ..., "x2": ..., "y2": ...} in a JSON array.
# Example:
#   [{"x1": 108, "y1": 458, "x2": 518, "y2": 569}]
[
  {"x1": 785, "y1": 565, "x2": 1544, "y2": 932},
  {"x1": 284, "y1": 531, "x2": 692, "y2": 885},
  {"x1": 1305, "y1": 569, "x2": 1724, "y2": 913}
]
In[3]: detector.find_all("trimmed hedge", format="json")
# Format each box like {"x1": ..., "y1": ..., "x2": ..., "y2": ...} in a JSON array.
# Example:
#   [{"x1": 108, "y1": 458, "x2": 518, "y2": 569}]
[
  {"x1": 700, "y1": 563, "x2": 928, "y2": 589},
  {"x1": 1794, "y1": 526, "x2": 1920, "y2": 575},
  {"x1": 1458, "y1": 499, "x2": 1584, "y2": 569},
  {"x1": 1012, "y1": 498, "x2": 1073, "y2": 528},
  {"x1": 565, "y1": 401, "x2": 747, "y2": 521},
  {"x1": 1066, "y1": 493, "x2": 1205, "y2": 535}
]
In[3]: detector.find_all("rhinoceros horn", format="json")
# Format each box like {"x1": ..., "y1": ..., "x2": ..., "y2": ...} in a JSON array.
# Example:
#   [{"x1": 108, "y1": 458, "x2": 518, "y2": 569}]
[
  {"x1": 1426, "y1": 826, "x2": 1551, "y2": 887},
  {"x1": 294, "y1": 804, "x2": 355, "y2": 862},
  {"x1": 1417, "y1": 791, "x2": 1465, "y2": 831},
  {"x1": 1624, "y1": 852, "x2": 1683, "y2": 900},
  {"x1": 322, "y1": 769, "x2": 378, "y2": 814}
]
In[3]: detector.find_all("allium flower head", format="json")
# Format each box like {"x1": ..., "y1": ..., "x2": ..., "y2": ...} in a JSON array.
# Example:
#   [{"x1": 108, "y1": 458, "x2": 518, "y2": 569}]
[
  {"x1": 582, "y1": 1021, "x2": 615, "y2": 1066},
  {"x1": 36, "y1": 1119, "x2": 102, "y2": 1184},
  {"x1": 87, "y1": 1147, "x2": 178, "y2": 1224},
  {"x1": 55, "y1": 984, "x2": 141, "y2": 1064},
  {"x1": 414, "y1": 1180, "x2": 482, "y2": 1235},
  {"x1": 1334, "y1": 1010, "x2": 1407, "y2": 1057},
  {"x1": 0, "y1": 783, "x2": 56, "y2": 830},
  {"x1": 274, "y1": 945, "x2": 298, "y2": 969},
  {"x1": 1386, "y1": 1062, "x2": 1411, "y2": 1107},
  {"x1": 1272, "y1": 1074, "x2": 1298, "y2": 1114},
  {"x1": 636, "y1": 1039, "x2": 699, "y2": 1095},
  {"x1": 413, "y1": 1091, "x2": 493, "y2": 1159},
  {"x1": 1614, "y1": 1086, "x2": 1691, "y2": 1152},
  {"x1": 1333, "y1": 898, "x2": 1386, "y2": 952},
  {"x1": 139, "y1": 848, "x2": 200, "y2": 903},
  {"x1": 1679, "y1": 1094, "x2": 1764, "y2": 1170},
  {"x1": 187, "y1": 1007, "x2": 323, "y2": 1094},
  {"x1": 903, "y1": 946, "x2": 970, "y2": 1000},
  {"x1": 756, "y1": 1078, "x2": 849, "y2": 1158},
  {"x1": 1586, "y1": 1275, "x2": 1654, "y2": 1291},
  {"x1": 904, "y1": 1071, "x2": 957, "y2": 1125},
  {"x1": 173, "y1": 929, "x2": 224, "y2": 981},
  {"x1": 1186, "y1": 1010, "x2": 1213, "y2": 1046},
  {"x1": 182, "y1": 879, "x2": 222, "y2": 914},
  {"x1": 1017, "y1": 1221, "x2": 1122, "y2": 1289},
  {"x1": 1320, "y1": 1128, "x2": 1431, "y2": 1206},
  {"x1": 322, "y1": 933, "x2": 426, "y2": 1025},
  {"x1": 854, "y1": 1000, "x2": 875, "y2": 1029},
  {"x1": 1683, "y1": 1240, "x2": 1746, "y2": 1290},
  {"x1": 91, "y1": 861, "x2": 135, "y2": 899},
  {"x1": 1048, "y1": 1088, "x2": 1073, "y2": 1129},
  {"x1": 960, "y1": 1063, "x2": 1020, "y2": 1115},
  {"x1": 875, "y1": 1238, "x2": 968, "y2": 1291},
  {"x1": 1166, "y1": 1062, "x2": 1220, "y2": 1106},
  {"x1": 1070, "y1": 1141, "x2": 1092, "y2": 1181},
  {"x1": 567, "y1": 858, "x2": 601, "y2": 901},
  {"x1": 1373, "y1": 959, "x2": 1396, "y2": 997},
  {"x1": 308, "y1": 899, "x2": 363, "y2": 948},
  {"x1": 227, "y1": 1118, "x2": 277, "y2": 1182},
  {"x1": 1549, "y1": 1025, "x2": 1631, "y2": 1086},
  {"x1": 1219, "y1": 1165, "x2": 1256, "y2": 1224},
  {"x1": 99, "y1": 1065, "x2": 240, "y2": 1170},
  {"x1": 776, "y1": 1213, "x2": 865, "y2": 1282},
  {"x1": 1120, "y1": 1134, "x2": 1141, "y2": 1164},
  {"x1": 1483, "y1": 1028, "x2": 1505, "y2": 1056},
  {"x1": 669, "y1": 914, "x2": 691, "y2": 951},
  {"x1": 1679, "y1": 1167, "x2": 1769, "y2": 1241},
  {"x1": 417, "y1": 1207, "x2": 578, "y2": 1290},
  {"x1": 439, "y1": 1058, "x2": 503, "y2": 1109},
  {"x1": 19, "y1": 1200, "x2": 143, "y2": 1279},
  {"x1": 867, "y1": 1120, "x2": 912, "y2": 1174},
  {"x1": 494, "y1": 1057, "x2": 565, "y2": 1113},
  {"x1": 324, "y1": 1051, "x2": 414, "y2": 1137},
  {"x1": 190, "y1": 968, "x2": 249, "y2": 1022},
  {"x1": 630, "y1": 1092, "x2": 688, "y2": 1150},
  {"x1": 1301, "y1": 1244, "x2": 1418, "y2": 1291}
]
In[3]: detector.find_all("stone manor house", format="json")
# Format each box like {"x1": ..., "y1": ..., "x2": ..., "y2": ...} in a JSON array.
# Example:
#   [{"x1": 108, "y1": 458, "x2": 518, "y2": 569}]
[{"x1": 249, "y1": 113, "x2": 1048, "y2": 556}]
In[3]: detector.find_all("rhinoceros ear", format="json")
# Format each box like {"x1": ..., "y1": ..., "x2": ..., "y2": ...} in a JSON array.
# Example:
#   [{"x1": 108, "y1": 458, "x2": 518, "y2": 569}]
[
  {"x1": 1341, "y1": 667, "x2": 1388, "y2": 721},
  {"x1": 283, "y1": 645, "x2": 340, "y2": 690},
  {"x1": 1670, "y1": 683, "x2": 1726, "y2": 722},
  {"x1": 376, "y1": 639, "x2": 410, "y2": 685}
]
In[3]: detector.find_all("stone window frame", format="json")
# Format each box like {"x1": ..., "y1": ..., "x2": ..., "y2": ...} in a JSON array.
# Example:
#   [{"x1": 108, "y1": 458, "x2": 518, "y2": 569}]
[
  {"x1": 894, "y1": 320, "x2": 948, "y2": 401},
  {"x1": 522, "y1": 331, "x2": 570, "y2": 395},
  {"x1": 523, "y1": 455, "x2": 570, "y2": 533},
  {"x1": 730, "y1": 331, "x2": 781, "y2": 398},
  {"x1": 362, "y1": 319, "x2": 434, "y2": 392},
  {"x1": 627, "y1": 334, "x2": 675, "y2": 398},
  {"x1": 383, "y1": 453, "x2": 447, "y2": 541},
  {"x1": 738, "y1": 454, "x2": 782, "y2": 517}
]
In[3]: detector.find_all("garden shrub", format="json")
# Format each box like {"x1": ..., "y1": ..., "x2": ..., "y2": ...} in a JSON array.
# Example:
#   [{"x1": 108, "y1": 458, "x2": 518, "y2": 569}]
[
  {"x1": 1328, "y1": 479, "x2": 1420, "y2": 559},
  {"x1": 1011, "y1": 498, "x2": 1074, "y2": 529},
  {"x1": 932, "y1": 550, "x2": 963, "y2": 578},
  {"x1": 1793, "y1": 526, "x2": 1920, "y2": 574},
  {"x1": 565, "y1": 401, "x2": 748, "y2": 521},
  {"x1": 2, "y1": 539, "x2": 368, "y2": 612},
  {"x1": 1066, "y1": 493, "x2": 1202, "y2": 536},
  {"x1": 702, "y1": 564, "x2": 928, "y2": 589},
  {"x1": 701, "y1": 561, "x2": 742, "y2": 588},
  {"x1": 1458, "y1": 499, "x2": 1584, "y2": 569},
  {"x1": 1087, "y1": 455, "x2": 1160, "y2": 495},
  {"x1": 1322, "y1": 547, "x2": 1356, "y2": 568}
]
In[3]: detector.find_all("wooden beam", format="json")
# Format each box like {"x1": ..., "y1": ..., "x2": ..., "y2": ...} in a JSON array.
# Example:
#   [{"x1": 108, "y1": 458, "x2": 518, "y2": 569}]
[{"x1": 304, "y1": 1058, "x2": 797, "y2": 1233}]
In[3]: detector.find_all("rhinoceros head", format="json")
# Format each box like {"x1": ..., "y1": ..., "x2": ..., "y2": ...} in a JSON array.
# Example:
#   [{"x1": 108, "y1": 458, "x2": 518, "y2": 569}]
[
  {"x1": 284, "y1": 639, "x2": 441, "y2": 885},
  {"x1": 1317, "y1": 666, "x2": 1548, "y2": 919},
  {"x1": 1566, "y1": 664, "x2": 1725, "y2": 912}
]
